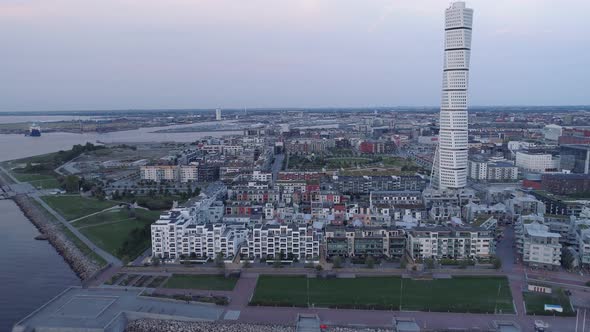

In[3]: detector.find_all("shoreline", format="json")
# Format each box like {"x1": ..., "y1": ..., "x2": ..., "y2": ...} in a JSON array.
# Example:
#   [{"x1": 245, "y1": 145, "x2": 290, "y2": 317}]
[
  {"x1": 11, "y1": 195, "x2": 100, "y2": 281},
  {"x1": 0, "y1": 165, "x2": 100, "y2": 280}
]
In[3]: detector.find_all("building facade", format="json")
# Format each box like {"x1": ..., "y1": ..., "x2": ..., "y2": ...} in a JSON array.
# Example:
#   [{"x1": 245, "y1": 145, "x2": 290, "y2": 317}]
[
  {"x1": 406, "y1": 227, "x2": 494, "y2": 260},
  {"x1": 242, "y1": 224, "x2": 321, "y2": 260}
]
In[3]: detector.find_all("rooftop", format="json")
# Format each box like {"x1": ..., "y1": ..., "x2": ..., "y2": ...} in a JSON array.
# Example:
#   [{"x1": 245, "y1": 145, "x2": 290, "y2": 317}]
[{"x1": 13, "y1": 287, "x2": 222, "y2": 332}]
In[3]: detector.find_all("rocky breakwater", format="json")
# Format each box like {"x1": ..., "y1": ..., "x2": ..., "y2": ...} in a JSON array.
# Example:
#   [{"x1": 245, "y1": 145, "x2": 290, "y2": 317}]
[
  {"x1": 126, "y1": 319, "x2": 395, "y2": 332},
  {"x1": 126, "y1": 320, "x2": 296, "y2": 332},
  {"x1": 13, "y1": 195, "x2": 100, "y2": 280}
]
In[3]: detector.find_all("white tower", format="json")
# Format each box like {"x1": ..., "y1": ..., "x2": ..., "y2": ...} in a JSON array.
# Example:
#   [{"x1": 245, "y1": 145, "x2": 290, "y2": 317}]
[
  {"x1": 215, "y1": 108, "x2": 222, "y2": 121},
  {"x1": 437, "y1": 1, "x2": 473, "y2": 189}
]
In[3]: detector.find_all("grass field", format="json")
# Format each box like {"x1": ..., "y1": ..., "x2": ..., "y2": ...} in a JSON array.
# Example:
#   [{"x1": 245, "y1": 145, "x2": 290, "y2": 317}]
[
  {"x1": 29, "y1": 199, "x2": 107, "y2": 267},
  {"x1": 162, "y1": 274, "x2": 238, "y2": 291},
  {"x1": 523, "y1": 291, "x2": 575, "y2": 316},
  {"x1": 251, "y1": 276, "x2": 514, "y2": 313},
  {"x1": 72, "y1": 209, "x2": 135, "y2": 228},
  {"x1": 74, "y1": 208, "x2": 160, "y2": 260},
  {"x1": 42, "y1": 195, "x2": 118, "y2": 220}
]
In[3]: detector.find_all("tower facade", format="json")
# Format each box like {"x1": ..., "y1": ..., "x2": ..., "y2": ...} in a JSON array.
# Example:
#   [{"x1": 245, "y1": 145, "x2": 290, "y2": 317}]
[{"x1": 437, "y1": 1, "x2": 473, "y2": 189}]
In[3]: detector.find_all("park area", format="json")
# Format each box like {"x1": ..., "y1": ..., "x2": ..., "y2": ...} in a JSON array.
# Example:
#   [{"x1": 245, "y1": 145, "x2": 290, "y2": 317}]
[
  {"x1": 42, "y1": 195, "x2": 119, "y2": 220},
  {"x1": 523, "y1": 290, "x2": 575, "y2": 316},
  {"x1": 250, "y1": 275, "x2": 514, "y2": 313},
  {"x1": 162, "y1": 274, "x2": 238, "y2": 291}
]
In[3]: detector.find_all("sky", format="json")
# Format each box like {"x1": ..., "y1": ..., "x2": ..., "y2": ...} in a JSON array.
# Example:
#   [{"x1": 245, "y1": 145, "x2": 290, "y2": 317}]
[{"x1": 1, "y1": 0, "x2": 589, "y2": 111}]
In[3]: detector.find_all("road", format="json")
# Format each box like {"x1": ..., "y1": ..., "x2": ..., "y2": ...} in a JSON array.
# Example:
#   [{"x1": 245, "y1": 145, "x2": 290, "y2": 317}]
[{"x1": 271, "y1": 153, "x2": 285, "y2": 182}]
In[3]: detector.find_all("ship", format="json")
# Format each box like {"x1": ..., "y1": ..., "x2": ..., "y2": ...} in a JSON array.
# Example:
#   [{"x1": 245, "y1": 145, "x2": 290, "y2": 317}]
[{"x1": 29, "y1": 124, "x2": 41, "y2": 137}]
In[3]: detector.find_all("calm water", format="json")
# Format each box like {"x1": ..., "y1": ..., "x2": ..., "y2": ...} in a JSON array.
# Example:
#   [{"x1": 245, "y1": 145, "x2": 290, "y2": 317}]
[
  {"x1": 0, "y1": 122, "x2": 239, "y2": 329},
  {"x1": 0, "y1": 200, "x2": 81, "y2": 331}
]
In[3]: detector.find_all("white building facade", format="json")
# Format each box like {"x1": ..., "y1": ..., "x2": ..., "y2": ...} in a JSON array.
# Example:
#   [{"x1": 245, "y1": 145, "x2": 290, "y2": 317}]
[
  {"x1": 515, "y1": 152, "x2": 559, "y2": 173},
  {"x1": 437, "y1": 2, "x2": 474, "y2": 189}
]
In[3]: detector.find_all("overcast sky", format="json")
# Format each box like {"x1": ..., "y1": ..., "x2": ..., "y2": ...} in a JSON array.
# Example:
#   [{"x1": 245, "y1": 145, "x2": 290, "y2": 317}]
[{"x1": 1, "y1": 0, "x2": 589, "y2": 111}]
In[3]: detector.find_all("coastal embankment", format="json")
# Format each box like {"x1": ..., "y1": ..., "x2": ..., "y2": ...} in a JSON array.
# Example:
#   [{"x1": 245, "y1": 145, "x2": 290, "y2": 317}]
[{"x1": 11, "y1": 195, "x2": 100, "y2": 280}]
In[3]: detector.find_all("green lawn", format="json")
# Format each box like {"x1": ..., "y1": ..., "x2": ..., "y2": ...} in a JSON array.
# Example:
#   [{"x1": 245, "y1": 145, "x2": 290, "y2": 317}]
[
  {"x1": 42, "y1": 195, "x2": 118, "y2": 220},
  {"x1": 523, "y1": 291, "x2": 575, "y2": 316},
  {"x1": 72, "y1": 209, "x2": 134, "y2": 228},
  {"x1": 162, "y1": 274, "x2": 238, "y2": 291},
  {"x1": 251, "y1": 276, "x2": 514, "y2": 313},
  {"x1": 29, "y1": 199, "x2": 107, "y2": 267},
  {"x1": 76, "y1": 209, "x2": 160, "y2": 260}
]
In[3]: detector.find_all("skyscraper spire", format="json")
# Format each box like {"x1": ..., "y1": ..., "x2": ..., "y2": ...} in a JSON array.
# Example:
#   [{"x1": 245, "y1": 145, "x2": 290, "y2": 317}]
[{"x1": 437, "y1": 1, "x2": 473, "y2": 189}]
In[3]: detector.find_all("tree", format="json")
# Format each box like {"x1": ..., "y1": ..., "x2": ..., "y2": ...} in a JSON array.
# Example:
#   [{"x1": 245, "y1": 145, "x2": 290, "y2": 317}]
[
  {"x1": 273, "y1": 259, "x2": 282, "y2": 268},
  {"x1": 561, "y1": 248, "x2": 575, "y2": 270},
  {"x1": 332, "y1": 256, "x2": 342, "y2": 269},
  {"x1": 365, "y1": 256, "x2": 375, "y2": 269},
  {"x1": 424, "y1": 258, "x2": 435, "y2": 269},
  {"x1": 493, "y1": 257, "x2": 502, "y2": 270},
  {"x1": 64, "y1": 175, "x2": 80, "y2": 193},
  {"x1": 242, "y1": 260, "x2": 251, "y2": 268},
  {"x1": 214, "y1": 252, "x2": 225, "y2": 269},
  {"x1": 151, "y1": 256, "x2": 160, "y2": 266}
]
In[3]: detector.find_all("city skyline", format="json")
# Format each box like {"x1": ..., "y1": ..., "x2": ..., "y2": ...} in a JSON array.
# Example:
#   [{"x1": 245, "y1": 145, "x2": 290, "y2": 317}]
[{"x1": 1, "y1": 0, "x2": 589, "y2": 111}]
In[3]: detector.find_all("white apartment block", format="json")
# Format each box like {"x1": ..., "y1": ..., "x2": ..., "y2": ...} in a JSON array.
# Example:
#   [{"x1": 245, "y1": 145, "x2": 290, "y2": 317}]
[
  {"x1": 469, "y1": 159, "x2": 518, "y2": 181},
  {"x1": 179, "y1": 165, "x2": 198, "y2": 183},
  {"x1": 517, "y1": 221, "x2": 561, "y2": 268},
  {"x1": 436, "y1": 1, "x2": 474, "y2": 189},
  {"x1": 151, "y1": 208, "x2": 247, "y2": 260},
  {"x1": 140, "y1": 165, "x2": 198, "y2": 183},
  {"x1": 251, "y1": 171, "x2": 273, "y2": 182},
  {"x1": 242, "y1": 224, "x2": 321, "y2": 260},
  {"x1": 407, "y1": 227, "x2": 494, "y2": 260},
  {"x1": 515, "y1": 151, "x2": 559, "y2": 173},
  {"x1": 140, "y1": 165, "x2": 177, "y2": 182}
]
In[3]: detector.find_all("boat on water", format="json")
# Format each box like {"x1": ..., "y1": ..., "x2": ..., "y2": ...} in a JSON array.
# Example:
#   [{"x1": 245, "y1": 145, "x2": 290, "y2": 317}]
[{"x1": 28, "y1": 124, "x2": 41, "y2": 137}]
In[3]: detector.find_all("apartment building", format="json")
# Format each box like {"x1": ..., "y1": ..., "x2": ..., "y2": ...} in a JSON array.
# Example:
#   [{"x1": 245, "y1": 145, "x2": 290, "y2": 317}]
[
  {"x1": 323, "y1": 175, "x2": 426, "y2": 195},
  {"x1": 325, "y1": 226, "x2": 406, "y2": 259},
  {"x1": 406, "y1": 227, "x2": 494, "y2": 260},
  {"x1": 241, "y1": 223, "x2": 321, "y2": 260},
  {"x1": 140, "y1": 165, "x2": 198, "y2": 183},
  {"x1": 151, "y1": 203, "x2": 247, "y2": 261},
  {"x1": 516, "y1": 220, "x2": 561, "y2": 268},
  {"x1": 469, "y1": 157, "x2": 518, "y2": 182}
]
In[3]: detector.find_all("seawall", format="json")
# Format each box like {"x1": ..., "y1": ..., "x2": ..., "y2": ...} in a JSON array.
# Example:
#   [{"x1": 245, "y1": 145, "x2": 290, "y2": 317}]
[{"x1": 12, "y1": 194, "x2": 100, "y2": 280}]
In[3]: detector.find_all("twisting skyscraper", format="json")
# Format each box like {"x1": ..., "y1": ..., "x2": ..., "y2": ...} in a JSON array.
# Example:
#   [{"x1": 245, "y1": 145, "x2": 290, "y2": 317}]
[{"x1": 437, "y1": 1, "x2": 473, "y2": 189}]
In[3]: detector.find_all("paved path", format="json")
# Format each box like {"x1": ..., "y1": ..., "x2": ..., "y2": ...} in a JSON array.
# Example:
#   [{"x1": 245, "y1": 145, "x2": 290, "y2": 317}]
[
  {"x1": 0, "y1": 165, "x2": 123, "y2": 267},
  {"x1": 31, "y1": 193, "x2": 123, "y2": 267},
  {"x1": 68, "y1": 205, "x2": 121, "y2": 224}
]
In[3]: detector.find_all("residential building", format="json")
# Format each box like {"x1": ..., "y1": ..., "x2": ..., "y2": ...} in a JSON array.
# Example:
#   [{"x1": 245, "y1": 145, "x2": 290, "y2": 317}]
[
  {"x1": 516, "y1": 220, "x2": 561, "y2": 268},
  {"x1": 406, "y1": 226, "x2": 494, "y2": 260},
  {"x1": 469, "y1": 156, "x2": 518, "y2": 182},
  {"x1": 242, "y1": 223, "x2": 321, "y2": 260},
  {"x1": 325, "y1": 226, "x2": 406, "y2": 259}
]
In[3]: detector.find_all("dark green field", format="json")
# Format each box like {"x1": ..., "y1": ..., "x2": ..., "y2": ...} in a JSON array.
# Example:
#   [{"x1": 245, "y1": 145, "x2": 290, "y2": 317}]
[
  {"x1": 42, "y1": 195, "x2": 118, "y2": 220},
  {"x1": 163, "y1": 274, "x2": 238, "y2": 291},
  {"x1": 250, "y1": 275, "x2": 514, "y2": 313},
  {"x1": 523, "y1": 291, "x2": 575, "y2": 316}
]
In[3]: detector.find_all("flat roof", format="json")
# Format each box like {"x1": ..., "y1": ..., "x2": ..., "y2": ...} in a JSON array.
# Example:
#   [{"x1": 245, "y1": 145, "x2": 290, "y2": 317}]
[{"x1": 13, "y1": 287, "x2": 222, "y2": 332}]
